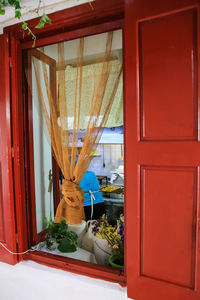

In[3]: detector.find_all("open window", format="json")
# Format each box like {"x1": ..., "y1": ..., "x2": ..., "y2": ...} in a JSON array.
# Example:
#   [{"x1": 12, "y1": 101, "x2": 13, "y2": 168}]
[
  {"x1": 23, "y1": 27, "x2": 125, "y2": 281},
  {"x1": 25, "y1": 49, "x2": 59, "y2": 245}
]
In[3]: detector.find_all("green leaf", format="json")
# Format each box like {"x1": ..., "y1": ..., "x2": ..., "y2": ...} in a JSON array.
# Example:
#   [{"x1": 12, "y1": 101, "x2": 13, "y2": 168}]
[
  {"x1": 49, "y1": 215, "x2": 53, "y2": 226},
  {"x1": 2, "y1": 1, "x2": 8, "y2": 6},
  {"x1": 8, "y1": 0, "x2": 15, "y2": 5},
  {"x1": 22, "y1": 22, "x2": 28, "y2": 30},
  {"x1": 35, "y1": 13, "x2": 51, "y2": 29},
  {"x1": 49, "y1": 220, "x2": 69, "y2": 241},
  {"x1": 14, "y1": 0, "x2": 20, "y2": 9},
  {"x1": 42, "y1": 13, "x2": 51, "y2": 24},
  {"x1": 57, "y1": 237, "x2": 77, "y2": 253},
  {"x1": 46, "y1": 220, "x2": 78, "y2": 253},
  {"x1": 15, "y1": 9, "x2": 21, "y2": 19},
  {"x1": 66, "y1": 231, "x2": 78, "y2": 242},
  {"x1": 35, "y1": 20, "x2": 45, "y2": 29},
  {"x1": 0, "y1": 8, "x2": 5, "y2": 15}
]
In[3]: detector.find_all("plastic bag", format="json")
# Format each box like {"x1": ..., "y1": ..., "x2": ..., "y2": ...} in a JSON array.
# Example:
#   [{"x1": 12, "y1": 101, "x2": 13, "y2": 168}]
[{"x1": 81, "y1": 220, "x2": 95, "y2": 253}]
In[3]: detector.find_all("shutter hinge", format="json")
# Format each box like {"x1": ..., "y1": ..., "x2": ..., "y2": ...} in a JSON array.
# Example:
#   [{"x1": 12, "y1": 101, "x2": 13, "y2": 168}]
[
  {"x1": 9, "y1": 56, "x2": 12, "y2": 68},
  {"x1": 11, "y1": 147, "x2": 14, "y2": 158}
]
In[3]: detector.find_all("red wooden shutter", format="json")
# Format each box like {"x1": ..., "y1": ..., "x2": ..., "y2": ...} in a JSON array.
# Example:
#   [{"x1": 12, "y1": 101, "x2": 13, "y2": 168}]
[
  {"x1": 0, "y1": 34, "x2": 18, "y2": 264},
  {"x1": 125, "y1": 0, "x2": 200, "y2": 299}
]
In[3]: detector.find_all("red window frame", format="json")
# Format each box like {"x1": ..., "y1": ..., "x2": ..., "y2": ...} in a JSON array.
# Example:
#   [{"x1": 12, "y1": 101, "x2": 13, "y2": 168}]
[
  {"x1": 5, "y1": 0, "x2": 126, "y2": 285},
  {"x1": 24, "y1": 48, "x2": 59, "y2": 245}
]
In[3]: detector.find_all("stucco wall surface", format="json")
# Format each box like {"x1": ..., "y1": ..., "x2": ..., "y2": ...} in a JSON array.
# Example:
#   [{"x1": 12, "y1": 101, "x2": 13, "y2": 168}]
[{"x1": 0, "y1": 260, "x2": 130, "y2": 300}]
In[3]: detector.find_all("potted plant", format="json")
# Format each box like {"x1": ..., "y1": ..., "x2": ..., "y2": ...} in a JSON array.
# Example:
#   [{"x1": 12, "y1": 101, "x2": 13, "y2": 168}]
[
  {"x1": 92, "y1": 214, "x2": 124, "y2": 269},
  {"x1": 91, "y1": 215, "x2": 112, "y2": 265},
  {"x1": 45, "y1": 218, "x2": 78, "y2": 253},
  {"x1": 108, "y1": 215, "x2": 124, "y2": 270}
]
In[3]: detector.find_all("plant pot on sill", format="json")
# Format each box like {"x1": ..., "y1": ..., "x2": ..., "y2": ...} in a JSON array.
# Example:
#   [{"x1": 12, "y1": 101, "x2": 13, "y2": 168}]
[
  {"x1": 108, "y1": 252, "x2": 124, "y2": 270},
  {"x1": 93, "y1": 235, "x2": 112, "y2": 266}
]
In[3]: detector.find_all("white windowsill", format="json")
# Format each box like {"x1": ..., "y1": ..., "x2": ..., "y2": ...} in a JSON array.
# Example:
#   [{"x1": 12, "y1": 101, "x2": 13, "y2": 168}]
[{"x1": 0, "y1": 260, "x2": 130, "y2": 300}]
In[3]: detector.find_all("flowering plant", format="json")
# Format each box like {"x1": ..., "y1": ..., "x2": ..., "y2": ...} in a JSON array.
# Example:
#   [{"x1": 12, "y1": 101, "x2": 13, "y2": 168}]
[{"x1": 92, "y1": 214, "x2": 124, "y2": 259}]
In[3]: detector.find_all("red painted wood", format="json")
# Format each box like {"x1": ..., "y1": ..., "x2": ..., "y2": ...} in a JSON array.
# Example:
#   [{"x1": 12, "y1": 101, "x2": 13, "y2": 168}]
[
  {"x1": 24, "y1": 50, "x2": 59, "y2": 245},
  {"x1": 141, "y1": 166, "x2": 197, "y2": 288},
  {"x1": 4, "y1": 0, "x2": 124, "y2": 42},
  {"x1": 125, "y1": 0, "x2": 200, "y2": 299},
  {"x1": 0, "y1": 34, "x2": 17, "y2": 264},
  {"x1": 19, "y1": 19, "x2": 124, "y2": 50},
  {"x1": 26, "y1": 50, "x2": 38, "y2": 245},
  {"x1": 10, "y1": 35, "x2": 29, "y2": 260},
  {"x1": 140, "y1": 10, "x2": 197, "y2": 141},
  {"x1": 23, "y1": 251, "x2": 126, "y2": 285},
  {"x1": 49, "y1": 52, "x2": 60, "y2": 214},
  {"x1": 52, "y1": 156, "x2": 60, "y2": 214},
  {"x1": 23, "y1": 53, "x2": 34, "y2": 247},
  {"x1": 0, "y1": 162, "x2": 4, "y2": 241}
]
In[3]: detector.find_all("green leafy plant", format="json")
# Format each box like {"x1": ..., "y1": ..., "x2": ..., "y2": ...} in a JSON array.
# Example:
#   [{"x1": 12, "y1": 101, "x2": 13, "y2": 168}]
[
  {"x1": 0, "y1": 0, "x2": 22, "y2": 18},
  {"x1": 21, "y1": 20, "x2": 36, "y2": 47},
  {"x1": 46, "y1": 220, "x2": 78, "y2": 253},
  {"x1": 0, "y1": 0, "x2": 51, "y2": 46},
  {"x1": 0, "y1": 0, "x2": 93, "y2": 47},
  {"x1": 44, "y1": 171, "x2": 79, "y2": 253},
  {"x1": 35, "y1": 12, "x2": 51, "y2": 28}
]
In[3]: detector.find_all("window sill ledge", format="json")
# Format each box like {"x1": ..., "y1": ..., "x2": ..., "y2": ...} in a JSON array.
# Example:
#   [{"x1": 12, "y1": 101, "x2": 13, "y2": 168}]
[{"x1": 23, "y1": 251, "x2": 126, "y2": 286}]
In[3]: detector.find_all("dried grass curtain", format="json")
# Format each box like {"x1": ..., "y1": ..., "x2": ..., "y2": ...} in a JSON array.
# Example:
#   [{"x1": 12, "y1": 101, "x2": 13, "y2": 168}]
[{"x1": 30, "y1": 32, "x2": 122, "y2": 225}]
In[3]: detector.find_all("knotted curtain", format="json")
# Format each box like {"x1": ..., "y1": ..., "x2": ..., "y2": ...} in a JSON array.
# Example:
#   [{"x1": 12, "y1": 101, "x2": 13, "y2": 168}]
[{"x1": 30, "y1": 32, "x2": 122, "y2": 224}]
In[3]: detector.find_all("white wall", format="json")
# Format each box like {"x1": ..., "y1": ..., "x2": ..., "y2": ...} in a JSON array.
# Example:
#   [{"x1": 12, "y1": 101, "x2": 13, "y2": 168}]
[{"x1": 0, "y1": 261, "x2": 131, "y2": 300}]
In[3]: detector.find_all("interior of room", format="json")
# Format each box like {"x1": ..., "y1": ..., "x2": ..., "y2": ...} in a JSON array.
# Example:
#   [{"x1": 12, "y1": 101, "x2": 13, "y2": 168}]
[{"x1": 24, "y1": 29, "x2": 124, "y2": 270}]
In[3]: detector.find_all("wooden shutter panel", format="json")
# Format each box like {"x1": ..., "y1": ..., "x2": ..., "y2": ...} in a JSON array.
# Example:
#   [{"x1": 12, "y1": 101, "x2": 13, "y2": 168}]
[
  {"x1": 0, "y1": 34, "x2": 18, "y2": 264},
  {"x1": 125, "y1": 0, "x2": 200, "y2": 299}
]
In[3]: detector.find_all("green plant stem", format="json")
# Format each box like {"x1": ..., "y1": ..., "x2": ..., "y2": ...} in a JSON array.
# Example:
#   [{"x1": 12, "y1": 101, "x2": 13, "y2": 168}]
[
  {"x1": 0, "y1": 0, "x2": 52, "y2": 47},
  {"x1": 22, "y1": 20, "x2": 36, "y2": 47}
]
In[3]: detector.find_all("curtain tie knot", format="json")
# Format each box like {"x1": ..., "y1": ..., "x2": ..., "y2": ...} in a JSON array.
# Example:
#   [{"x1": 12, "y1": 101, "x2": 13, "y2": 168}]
[{"x1": 61, "y1": 180, "x2": 84, "y2": 208}]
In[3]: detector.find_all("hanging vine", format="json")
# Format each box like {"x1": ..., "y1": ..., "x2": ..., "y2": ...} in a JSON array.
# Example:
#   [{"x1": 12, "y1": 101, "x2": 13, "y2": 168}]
[
  {"x1": 0, "y1": 0, "x2": 93, "y2": 46},
  {"x1": 0, "y1": 0, "x2": 51, "y2": 46}
]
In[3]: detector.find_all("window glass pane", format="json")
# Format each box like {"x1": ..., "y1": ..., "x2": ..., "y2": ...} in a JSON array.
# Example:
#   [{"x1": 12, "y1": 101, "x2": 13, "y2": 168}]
[
  {"x1": 26, "y1": 29, "x2": 124, "y2": 269},
  {"x1": 32, "y1": 63, "x2": 54, "y2": 234}
]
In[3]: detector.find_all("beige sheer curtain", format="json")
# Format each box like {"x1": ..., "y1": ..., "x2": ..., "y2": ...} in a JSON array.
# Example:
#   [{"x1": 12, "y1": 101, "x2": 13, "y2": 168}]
[
  {"x1": 31, "y1": 32, "x2": 122, "y2": 225},
  {"x1": 63, "y1": 60, "x2": 123, "y2": 129}
]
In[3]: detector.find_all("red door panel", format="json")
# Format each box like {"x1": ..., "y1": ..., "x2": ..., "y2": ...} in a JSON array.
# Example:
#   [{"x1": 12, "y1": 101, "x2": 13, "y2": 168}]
[
  {"x1": 141, "y1": 166, "x2": 197, "y2": 289},
  {"x1": 125, "y1": 0, "x2": 200, "y2": 299},
  {"x1": 140, "y1": 9, "x2": 197, "y2": 141},
  {"x1": 0, "y1": 34, "x2": 17, "y2": 264},
  {"x1": 0, "y1": 162, "x2": 5, "y2": 242}
]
